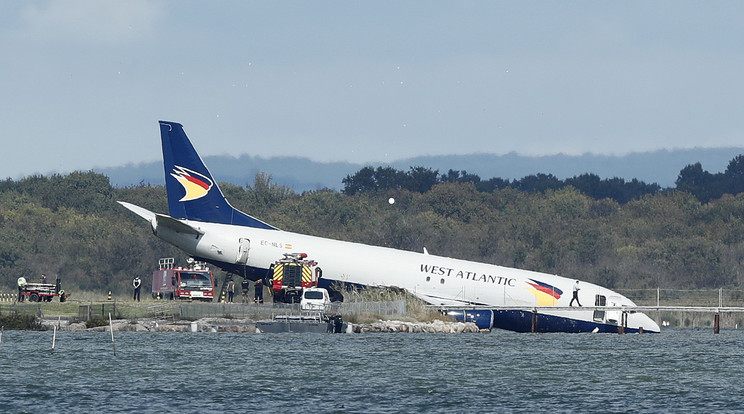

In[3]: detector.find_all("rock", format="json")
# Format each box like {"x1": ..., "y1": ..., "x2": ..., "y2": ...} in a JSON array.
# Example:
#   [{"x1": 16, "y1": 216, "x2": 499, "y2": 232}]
[
  {"x1": 42, "y1": 316, "x2": 480, "y2": 334},
  {"x1": 67, "y1": 322, "x2": 87, "y2": 332},
  {"x1": 352, "y1": 320, "x2": 480, "y2": 333}
]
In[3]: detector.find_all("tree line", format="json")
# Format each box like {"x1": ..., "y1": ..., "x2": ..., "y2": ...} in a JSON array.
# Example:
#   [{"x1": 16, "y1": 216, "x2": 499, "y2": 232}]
[
  {"x1": 343, "y1": 155, "x2": 744, "y2": 205},
  {"x1": 2, "y1": 154, "x2": 744, "y2": 296}
]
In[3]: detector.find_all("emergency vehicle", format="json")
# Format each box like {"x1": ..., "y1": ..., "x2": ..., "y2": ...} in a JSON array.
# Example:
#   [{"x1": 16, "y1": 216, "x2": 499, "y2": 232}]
[
  {"x1": 268, "y1": 253, "x2": 322, "y2": 303},
  {"x1": 19, "y1": 278, "x2": 70, "y2": 302},
  {"x1": 257, "y1": 254, "x2": 346, "y2": 333},
  {"x1": 152, "y1": 258, "x2": 215, "y2": 301}
]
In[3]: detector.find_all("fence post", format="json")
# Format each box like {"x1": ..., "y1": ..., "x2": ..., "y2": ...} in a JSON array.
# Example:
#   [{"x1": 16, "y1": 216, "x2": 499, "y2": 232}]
[{"x1": 657, "y1": 287, "x2": 660, "y2": 307}]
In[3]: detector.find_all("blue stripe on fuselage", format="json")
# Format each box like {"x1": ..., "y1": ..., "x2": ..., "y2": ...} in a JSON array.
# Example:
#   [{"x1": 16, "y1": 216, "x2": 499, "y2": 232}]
[{"x1": 492, "y1": 309, "x2": 647, "y2": 333}]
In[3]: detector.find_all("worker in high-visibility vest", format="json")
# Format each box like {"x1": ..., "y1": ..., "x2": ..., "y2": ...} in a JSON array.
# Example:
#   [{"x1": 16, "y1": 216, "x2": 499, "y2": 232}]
[
  {"x1": 132, "y1": 276, "x2": 142, "y2": 302},
  {"x1": 17, "y1": 275, "x2": 27, "y2": 302}
]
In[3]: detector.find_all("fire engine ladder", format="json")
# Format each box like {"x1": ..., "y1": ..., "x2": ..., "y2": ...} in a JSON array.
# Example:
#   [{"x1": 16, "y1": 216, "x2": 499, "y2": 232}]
[{"x1": 217, "y1": 272, "x2": 236, "y2": 303}]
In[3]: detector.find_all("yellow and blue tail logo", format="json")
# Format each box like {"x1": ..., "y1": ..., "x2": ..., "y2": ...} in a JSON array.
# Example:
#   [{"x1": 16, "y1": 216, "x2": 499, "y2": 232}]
[
  {"x1": 525, "y1": 279, "x2": 563, "y2": 306},
  {"x1": 171, "y1": 165, "x2": 214, "y2": 202},
  {"x1": 160, "y1": 121, "x2": 276, "y2": 229}
]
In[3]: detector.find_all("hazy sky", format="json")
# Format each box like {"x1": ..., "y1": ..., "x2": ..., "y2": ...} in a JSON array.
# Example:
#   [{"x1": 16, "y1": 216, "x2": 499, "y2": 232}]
[{"x1": 2, "y1": 1, "x2": 743, "y2": 179}]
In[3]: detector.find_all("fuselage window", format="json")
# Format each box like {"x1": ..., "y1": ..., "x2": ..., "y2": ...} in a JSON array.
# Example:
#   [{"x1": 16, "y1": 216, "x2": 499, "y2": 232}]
[
  {"x1": 440, "y1": 278, "x2": 445, "y2": 284},
  {"x1": 593, "y1": 310, "x2": 605, "y2": 322},
  {"x1": 593, "y1": 294, "x2": 607, "y2": 322},
  {"x1": 426, "y1": 276, "x2": 431, "y2": 282}
]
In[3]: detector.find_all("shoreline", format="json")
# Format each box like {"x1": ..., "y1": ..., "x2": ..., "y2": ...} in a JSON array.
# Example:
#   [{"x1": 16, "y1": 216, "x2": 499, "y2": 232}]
[{"x1": 39, "y1": 316, "x2": 483, "y2": 334}]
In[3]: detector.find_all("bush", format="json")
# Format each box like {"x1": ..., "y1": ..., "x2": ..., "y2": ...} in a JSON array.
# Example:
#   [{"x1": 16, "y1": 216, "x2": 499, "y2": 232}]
[{"x1": 0, "y1": 314, "x2": 42, "y2": 330}]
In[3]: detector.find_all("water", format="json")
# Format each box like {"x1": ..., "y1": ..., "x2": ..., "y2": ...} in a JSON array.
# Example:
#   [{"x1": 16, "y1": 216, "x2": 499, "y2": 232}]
[{"x1": 1, "y1": 329, "x2": 743, "y2": 413}]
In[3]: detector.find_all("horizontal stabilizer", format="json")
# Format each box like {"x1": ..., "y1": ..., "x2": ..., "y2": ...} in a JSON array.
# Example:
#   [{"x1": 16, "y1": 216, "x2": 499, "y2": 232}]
[
  {"x1": 117, "y1": 201, "x2": 155, "y2": 221},
  {"x1": 118, "y1": 201, "x2": 203, "y2": 236},
  {"x1": 155, "y1": 214, "x2": 204, "y2": 236}
]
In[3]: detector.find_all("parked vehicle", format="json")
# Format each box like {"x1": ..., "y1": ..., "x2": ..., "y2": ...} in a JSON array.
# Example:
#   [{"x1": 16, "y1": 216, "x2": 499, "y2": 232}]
[{"x1": 152, "y1": 258, "x2": 215, "y2": 301}]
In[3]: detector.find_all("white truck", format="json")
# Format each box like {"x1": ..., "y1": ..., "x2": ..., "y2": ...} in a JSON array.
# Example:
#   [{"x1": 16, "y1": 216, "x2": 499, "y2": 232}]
[{"x1": 300, "y1": 287, "x2": 332, "y2": 312}]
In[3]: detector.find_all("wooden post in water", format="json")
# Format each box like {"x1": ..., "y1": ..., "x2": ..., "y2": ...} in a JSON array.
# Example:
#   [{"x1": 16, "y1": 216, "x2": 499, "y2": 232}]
[
  {"x1": 531, "y1": 308, "x2": 537, "y2": 333},
  {"x1": 618, "y1": 311, "x2": 627, "y2": 334},
  {"x1": 714, "y1": 313, "x2": 720, "y2": 334}
]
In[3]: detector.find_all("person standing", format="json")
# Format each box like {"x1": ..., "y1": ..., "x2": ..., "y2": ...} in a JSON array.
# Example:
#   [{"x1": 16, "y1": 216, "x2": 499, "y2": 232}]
[
  {"x1": 17, "y1": 275, "x2": 27, "y2": 302},
  {"x1": 254, "y1": 279, "x2": 264, "y2": 304},
  {"x1": 570, "y1": 280, "x2": 581, "y2": 307},
  {"x1": 241, "y1": 279, "x2": 251, "y2": 303},
  {"x1": 227, "y1": 280, "x2": 235, "y2": 303},
  {"x1": 40, "y1": 274, "x2": 47, "y2": 284},
  {"x1": 132, "y1": 276, "x2": 142, "y2": 302}
]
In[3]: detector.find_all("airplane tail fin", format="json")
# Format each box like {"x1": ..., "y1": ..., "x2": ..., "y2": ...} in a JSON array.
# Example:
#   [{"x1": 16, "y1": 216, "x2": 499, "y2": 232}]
[{"x1": 159, "y1": 121, "x2": 276, "y2": 229}]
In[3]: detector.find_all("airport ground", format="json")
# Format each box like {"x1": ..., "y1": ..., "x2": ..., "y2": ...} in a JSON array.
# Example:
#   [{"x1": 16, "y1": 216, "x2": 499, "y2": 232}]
[{"x1": 2, "y1": 292, "x2": 744, "y2": 333}]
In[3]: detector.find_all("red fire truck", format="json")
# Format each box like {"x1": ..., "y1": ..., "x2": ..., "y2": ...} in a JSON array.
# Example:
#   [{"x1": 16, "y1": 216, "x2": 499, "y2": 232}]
[
  {"x1": 269, "y1": 253, "x2": 322, "y2": 303},
  {"x1": 152, "y1": 258, "x2": 215, "y2": 301}
]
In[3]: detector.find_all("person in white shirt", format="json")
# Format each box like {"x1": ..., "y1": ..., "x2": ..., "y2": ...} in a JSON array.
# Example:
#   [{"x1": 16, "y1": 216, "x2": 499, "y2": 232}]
[{"x1": 569, "y1": 280, "x2": 582, "y2": 307}]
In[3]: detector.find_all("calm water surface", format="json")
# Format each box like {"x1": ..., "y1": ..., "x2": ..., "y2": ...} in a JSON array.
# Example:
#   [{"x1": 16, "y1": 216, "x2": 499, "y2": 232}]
[{"x1": 1, "y1": 329, "x2": 743, "y2": 413}]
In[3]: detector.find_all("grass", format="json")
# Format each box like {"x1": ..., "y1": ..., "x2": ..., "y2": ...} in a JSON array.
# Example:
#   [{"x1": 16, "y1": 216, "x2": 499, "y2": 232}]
[{"x1": 340, "y1": 285, "x2": 451, "y2": 323}]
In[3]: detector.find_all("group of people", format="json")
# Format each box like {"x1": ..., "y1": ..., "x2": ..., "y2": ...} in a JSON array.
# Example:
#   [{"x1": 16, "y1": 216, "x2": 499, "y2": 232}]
[
  {"x1": 228, "y1": 278, "x2": 264, "y2": 303},
  {"x1": 131, "y1": 274, "x2": 265, "y2": 303}
]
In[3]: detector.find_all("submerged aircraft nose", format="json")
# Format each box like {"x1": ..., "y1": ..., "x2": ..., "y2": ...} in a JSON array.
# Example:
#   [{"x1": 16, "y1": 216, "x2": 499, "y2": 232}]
[{"x1": 631, "y1": 312, "x2": 661, "y2": 333}]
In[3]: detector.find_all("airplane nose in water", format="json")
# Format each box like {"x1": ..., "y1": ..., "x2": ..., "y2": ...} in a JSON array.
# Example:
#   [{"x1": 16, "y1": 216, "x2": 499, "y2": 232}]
[{"x1": 634, "y1": 312, "x2": 661, "y2": 333}]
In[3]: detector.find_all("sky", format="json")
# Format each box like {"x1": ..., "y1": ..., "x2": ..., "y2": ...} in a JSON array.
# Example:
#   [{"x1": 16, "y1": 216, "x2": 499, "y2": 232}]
[{"x1": 2, "y1": 1, "x2": 744, "y2": 180}]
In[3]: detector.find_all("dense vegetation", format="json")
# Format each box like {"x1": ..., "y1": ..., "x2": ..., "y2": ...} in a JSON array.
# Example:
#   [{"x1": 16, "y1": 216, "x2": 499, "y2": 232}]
[
  {"x1": 2, "y1": 156, "x2": 744, "y2": 296},
  {"x1": 343, "y1": 156, "x2": 744, "y2": 205},
  {"x1": 343, "y1": 166, "x2": 663, "y2": 204}
]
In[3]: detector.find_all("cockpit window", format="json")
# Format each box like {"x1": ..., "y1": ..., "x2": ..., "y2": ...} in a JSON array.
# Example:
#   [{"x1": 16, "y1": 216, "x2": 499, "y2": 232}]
[{"x1": 595, "y1": 295, "x2": 606, "y2": 306}]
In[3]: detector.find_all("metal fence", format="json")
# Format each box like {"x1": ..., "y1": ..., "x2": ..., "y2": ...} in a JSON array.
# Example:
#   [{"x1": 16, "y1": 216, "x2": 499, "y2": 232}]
[
  {"x1": 615, "y1": 288, "x2": 744, "y2": 307},
  {"x1": 0, "y1": 304, "x2": 43, "y2": 317}
]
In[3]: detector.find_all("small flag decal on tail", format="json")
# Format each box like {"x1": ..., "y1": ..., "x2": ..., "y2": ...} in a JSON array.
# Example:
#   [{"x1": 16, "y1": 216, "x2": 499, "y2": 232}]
[{"x1": 171, "y1": 165, "x2": 213, "y2": 202}]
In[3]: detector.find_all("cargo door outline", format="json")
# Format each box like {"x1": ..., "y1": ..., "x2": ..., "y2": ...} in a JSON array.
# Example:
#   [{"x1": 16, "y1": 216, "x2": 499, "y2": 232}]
[{"x1": 236, "y1": 238, "x2": 250, "y2": 264}]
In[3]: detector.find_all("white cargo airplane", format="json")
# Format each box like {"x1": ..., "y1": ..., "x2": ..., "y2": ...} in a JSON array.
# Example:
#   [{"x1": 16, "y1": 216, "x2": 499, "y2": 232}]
[{"x1": 119, "y1": 121, "x2": 660, "y2": 333}]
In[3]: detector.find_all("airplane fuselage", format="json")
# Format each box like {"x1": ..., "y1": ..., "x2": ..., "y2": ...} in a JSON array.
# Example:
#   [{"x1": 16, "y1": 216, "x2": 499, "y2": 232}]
[{"x1": 153, "y1": 216, "x2": 658, "y2": 333}]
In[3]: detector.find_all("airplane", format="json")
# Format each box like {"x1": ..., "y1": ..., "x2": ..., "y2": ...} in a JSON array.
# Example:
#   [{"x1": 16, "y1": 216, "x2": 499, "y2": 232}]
[{"x1": 118, "y1": 121, "x2": 661, "y2": 333}]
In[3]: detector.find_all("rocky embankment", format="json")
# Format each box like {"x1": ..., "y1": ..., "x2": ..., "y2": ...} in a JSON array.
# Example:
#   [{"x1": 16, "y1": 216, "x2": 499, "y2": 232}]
[
  {"x1": 351, "y1": 319, "x2": 481, "y2": 333},
  {"x1": 41, "y1": 317, "x2": 482, "y2": 333}
]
